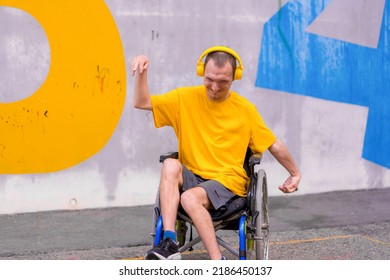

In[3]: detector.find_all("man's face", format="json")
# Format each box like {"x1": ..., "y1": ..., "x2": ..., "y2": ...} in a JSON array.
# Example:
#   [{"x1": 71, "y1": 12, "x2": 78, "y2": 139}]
[{"x1": 203, "y1": 60, "x2": 234, "y2": 102}]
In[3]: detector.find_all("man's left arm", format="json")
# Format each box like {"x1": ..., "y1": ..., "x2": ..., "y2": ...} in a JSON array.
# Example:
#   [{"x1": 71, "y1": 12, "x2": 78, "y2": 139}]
[{"x1": 268, "y1": 139, "x2": 301, "y2": 193}]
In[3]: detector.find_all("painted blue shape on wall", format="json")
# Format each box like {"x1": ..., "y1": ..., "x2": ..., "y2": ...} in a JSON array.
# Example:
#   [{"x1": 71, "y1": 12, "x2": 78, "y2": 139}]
[{"x1": 256, "y1": 0, "x2": 390, "y2": 168}]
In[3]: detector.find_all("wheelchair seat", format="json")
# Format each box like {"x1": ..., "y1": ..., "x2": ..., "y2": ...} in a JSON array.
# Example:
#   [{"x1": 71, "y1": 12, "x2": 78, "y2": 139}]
[
  {"x1": 208, "y1": 196, "x2": 247, "y2": 221},
  {"x1": 151, "y1": 149, "x2": 270, "y2": 260}
]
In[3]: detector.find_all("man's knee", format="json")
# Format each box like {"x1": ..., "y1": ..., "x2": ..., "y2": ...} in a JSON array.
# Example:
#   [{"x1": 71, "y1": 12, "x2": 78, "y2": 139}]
[
  {"x1": 161, "y1": 158, "x2": 182, "y2": 180},
  {"x1": 181, "y1": 188, "x2": 209, "y2": 211},
  {"x1": 180, "y1": 190, "x2": 192, "y2": 210}
]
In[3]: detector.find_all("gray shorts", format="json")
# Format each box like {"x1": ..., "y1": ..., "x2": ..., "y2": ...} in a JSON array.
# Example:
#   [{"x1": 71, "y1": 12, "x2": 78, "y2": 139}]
[{"x1": 181, "y1": 165, "x2": 236, "y2": 210}]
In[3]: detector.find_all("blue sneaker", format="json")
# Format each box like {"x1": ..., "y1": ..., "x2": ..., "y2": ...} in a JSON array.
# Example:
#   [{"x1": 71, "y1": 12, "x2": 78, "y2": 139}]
[{"x1": 144, "y1": 238, "x2": 181, "y2": 260}]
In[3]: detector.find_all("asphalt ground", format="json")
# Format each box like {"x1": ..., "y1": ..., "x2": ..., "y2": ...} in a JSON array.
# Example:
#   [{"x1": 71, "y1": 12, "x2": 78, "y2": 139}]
[{"x1": 0, "y1": 188, "x2": 389, "y2": 260}]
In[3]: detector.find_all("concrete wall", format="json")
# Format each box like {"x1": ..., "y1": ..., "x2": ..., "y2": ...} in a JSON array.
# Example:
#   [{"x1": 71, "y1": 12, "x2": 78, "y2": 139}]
[{"x1": 0, "y1": 0, "x2": 389, "y2": 214}]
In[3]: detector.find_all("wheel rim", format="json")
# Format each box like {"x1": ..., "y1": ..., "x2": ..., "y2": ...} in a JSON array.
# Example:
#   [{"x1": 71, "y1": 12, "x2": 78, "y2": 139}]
[{"x1": 255, "y1": 170, "x2": 269, "y2": 260}]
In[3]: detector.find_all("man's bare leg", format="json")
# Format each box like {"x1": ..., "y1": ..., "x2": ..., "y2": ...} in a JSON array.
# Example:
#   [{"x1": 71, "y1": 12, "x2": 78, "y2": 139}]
[
  {"x1": 144, "y1": 159, "x2": 183, "y2": 260},
  {"x1": 159, "y1": 158, "x2": 183, "y2": 232},
  {"x1": 181, "y1": 187, "x2": 222, "y2": 260}
]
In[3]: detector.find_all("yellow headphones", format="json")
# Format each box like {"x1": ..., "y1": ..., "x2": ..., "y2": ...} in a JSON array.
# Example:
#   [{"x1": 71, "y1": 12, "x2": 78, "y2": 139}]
[{"x1": 196, "y1": 46, "x2": 244, "y2": 80}]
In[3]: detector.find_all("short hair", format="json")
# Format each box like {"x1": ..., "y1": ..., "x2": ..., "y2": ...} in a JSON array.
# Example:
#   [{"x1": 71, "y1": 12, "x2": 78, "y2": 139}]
[{"x1": 204, "y1": 51, "x2": 237, "y2": 78}]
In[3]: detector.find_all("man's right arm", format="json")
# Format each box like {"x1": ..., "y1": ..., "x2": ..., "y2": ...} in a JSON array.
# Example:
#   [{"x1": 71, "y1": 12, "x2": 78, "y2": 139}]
[{"x1": 131, "y1": 55, "x2": 152, "y2": 110}]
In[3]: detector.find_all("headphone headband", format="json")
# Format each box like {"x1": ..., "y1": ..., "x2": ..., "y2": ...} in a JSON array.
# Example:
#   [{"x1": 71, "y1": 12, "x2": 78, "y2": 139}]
[{"x1": 196, "y1": 46, "x2": 244, "y2": 80}]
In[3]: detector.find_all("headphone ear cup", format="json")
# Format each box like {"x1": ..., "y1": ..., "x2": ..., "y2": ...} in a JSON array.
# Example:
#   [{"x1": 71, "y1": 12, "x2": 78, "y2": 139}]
[
  {"x1": 234, "y1": 67, "x2": 243, "y2": 80},
  {"x1": 196, "y1": 62, "x2": 205, "y2": 77}
]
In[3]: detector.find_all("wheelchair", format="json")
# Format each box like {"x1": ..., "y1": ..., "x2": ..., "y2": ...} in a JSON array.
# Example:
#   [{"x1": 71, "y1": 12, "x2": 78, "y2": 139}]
[{"x1": 150, "y1": 149, "x2": 270, "y2": 260}]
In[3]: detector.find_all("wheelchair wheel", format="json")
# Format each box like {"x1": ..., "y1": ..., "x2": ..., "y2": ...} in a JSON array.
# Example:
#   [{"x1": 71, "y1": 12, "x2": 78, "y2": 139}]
[{"x1": 248, "y1": 169, "x2": 269, "y2": 260}]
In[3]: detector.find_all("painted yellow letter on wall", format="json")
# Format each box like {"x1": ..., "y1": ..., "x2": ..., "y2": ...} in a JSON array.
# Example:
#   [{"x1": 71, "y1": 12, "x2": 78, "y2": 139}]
[{"x1": 0, "y1": 0, "x2": 126, "y2": 173}]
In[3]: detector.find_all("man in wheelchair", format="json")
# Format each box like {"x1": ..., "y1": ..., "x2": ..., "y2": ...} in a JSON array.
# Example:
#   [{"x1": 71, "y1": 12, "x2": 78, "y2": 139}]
[{"x1": 131, "y1": 46, "x2": 301, "y2": 260}]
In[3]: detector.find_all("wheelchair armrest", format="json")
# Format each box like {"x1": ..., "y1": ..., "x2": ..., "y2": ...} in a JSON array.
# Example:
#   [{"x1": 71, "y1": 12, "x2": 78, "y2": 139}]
[
  {"x1": 159, "y1": 151, "x2": 179, "y2": 163},
  {"x1": 248, "y1": 153, "x2": 262, "y2": 166}
]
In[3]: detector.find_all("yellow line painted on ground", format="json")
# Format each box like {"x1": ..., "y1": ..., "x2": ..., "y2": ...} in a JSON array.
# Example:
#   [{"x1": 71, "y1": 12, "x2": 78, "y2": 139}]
[
  {"x1": 361, "y1": 235, "x2": 390, "y2": 246},
  {"x1": 270, "y1": 235, "x2": 355, "y2": 245},
  {"x1": 271, "y1": 234, "x2": 390, "y2": 247}
]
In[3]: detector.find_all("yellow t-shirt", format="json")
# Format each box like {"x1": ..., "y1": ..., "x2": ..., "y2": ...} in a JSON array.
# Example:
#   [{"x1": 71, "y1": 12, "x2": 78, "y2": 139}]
[{"x1": 150, "y1": 85, "x2": 276, "y2": 196}]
